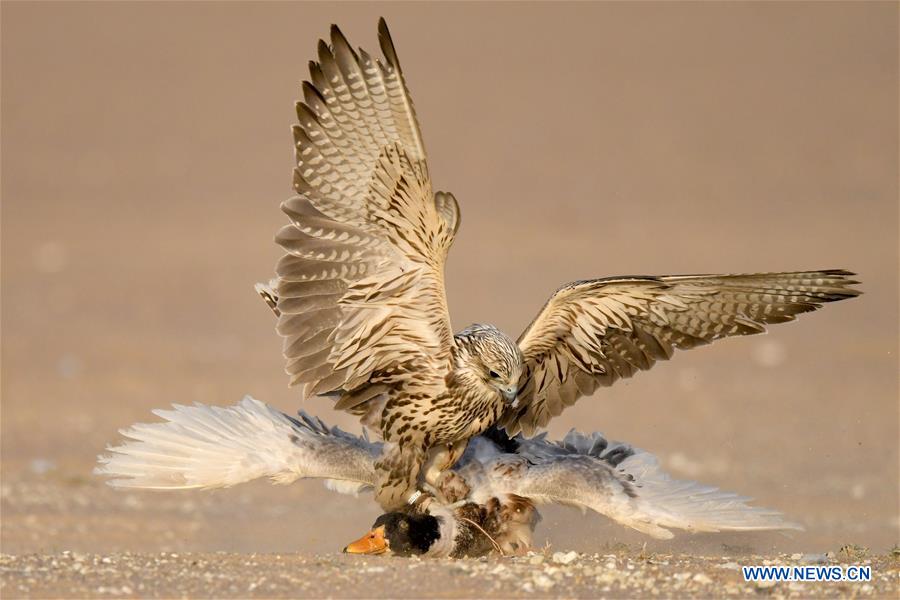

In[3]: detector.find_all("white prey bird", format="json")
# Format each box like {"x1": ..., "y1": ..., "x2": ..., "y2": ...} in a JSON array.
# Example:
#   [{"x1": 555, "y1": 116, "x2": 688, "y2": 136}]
[{"x1": 96, "y1": 397, "x2": 800, "y2": 557}]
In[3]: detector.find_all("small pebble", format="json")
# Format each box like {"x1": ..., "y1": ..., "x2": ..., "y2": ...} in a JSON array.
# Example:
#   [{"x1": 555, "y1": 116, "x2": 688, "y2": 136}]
[
  {"x1": 692, "y1": 573, "x2": 712, "y2": 584},
  {"x1": 801, "y1": 553, "x2": 829, "y2": 564},
  {"x1": 551, "y1": 550, "x2": 579, "y2": 565}
]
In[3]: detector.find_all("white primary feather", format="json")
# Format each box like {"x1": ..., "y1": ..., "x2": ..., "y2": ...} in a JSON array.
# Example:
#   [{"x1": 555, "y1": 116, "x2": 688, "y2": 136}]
[
  {"x1": 95, "y1": 396, "x2": 378, "y2": 491},
  {"x1": 323, "y1": 479, "x2": 369, "y2": 496},
  {"x1": 612, "y1": 447, "x2": 802, "y2": 538}
]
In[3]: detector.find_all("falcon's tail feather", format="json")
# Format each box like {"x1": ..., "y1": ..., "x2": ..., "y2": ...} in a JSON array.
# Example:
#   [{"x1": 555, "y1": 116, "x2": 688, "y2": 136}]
[{"x1": 95, "y1": 396, "x2": 379, "y2": 493}]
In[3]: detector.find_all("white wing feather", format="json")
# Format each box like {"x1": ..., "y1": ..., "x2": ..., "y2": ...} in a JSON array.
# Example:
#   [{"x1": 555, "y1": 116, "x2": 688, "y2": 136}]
[
  {"x1": 95, "y1": 396, "x2": 379, "y2": 493},
  {"x1": 473, "y1": 431, "x2": 801, "y2": 539}
]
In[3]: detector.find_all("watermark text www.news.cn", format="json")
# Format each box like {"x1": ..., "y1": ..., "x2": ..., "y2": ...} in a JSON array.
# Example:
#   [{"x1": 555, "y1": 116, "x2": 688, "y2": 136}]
[{"x1": 742, "y1": 565, "x2": 871, "y2": 582}]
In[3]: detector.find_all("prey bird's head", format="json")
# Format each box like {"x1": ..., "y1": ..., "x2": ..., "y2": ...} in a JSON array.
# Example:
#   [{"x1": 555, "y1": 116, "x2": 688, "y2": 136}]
[
  {"x1": 343, "y1": 510, "x2": 444, "y2": 557},
  {"x1": 453, "y1": 324, "x2": 523, "y2": 405}
]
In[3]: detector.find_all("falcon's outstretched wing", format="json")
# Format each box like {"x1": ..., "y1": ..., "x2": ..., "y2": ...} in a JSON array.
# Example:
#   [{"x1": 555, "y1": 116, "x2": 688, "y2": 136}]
[
  {"x1": 274, "y1": 20, "x2": 459, "y2": 421},
  {"x1": 95, "y1": 397, "x2": 381, "y2": 494},
  {"x1": 500, "y1": 270, "x2": 860, "y2": 436},
  {"x1": 476, "y1": 430, "x2": 800, "y2": 539}
]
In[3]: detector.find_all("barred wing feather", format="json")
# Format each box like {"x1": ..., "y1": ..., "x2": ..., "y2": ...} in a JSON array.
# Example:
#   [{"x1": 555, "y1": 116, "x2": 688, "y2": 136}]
[
  {"x1": 502, "y1": 270, "x2": 860, "y2": 436},
  {"x1": 276, "y1": 20, "x2": 459, "y2": 413}
]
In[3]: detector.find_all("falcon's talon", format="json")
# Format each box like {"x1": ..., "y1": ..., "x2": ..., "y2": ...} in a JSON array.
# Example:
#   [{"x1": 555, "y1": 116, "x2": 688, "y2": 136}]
[{"x1": 434, "y1": 470, "x2": 471, "y2": 504}]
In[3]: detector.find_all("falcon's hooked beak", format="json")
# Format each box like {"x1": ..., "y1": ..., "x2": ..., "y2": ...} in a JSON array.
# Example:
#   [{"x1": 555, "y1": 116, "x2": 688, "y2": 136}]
[
  {"x1": 501, "y1": 385, "x2": 518, "y2": 405},
  {"x1": 343, "y1": 525, "x2": 389, "y2": 555}
]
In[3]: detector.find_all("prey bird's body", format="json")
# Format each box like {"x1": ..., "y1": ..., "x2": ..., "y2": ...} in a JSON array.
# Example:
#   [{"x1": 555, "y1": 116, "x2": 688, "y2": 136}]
[{"x1": 260, "y1": 19, "x2": 860, "y2": 510}]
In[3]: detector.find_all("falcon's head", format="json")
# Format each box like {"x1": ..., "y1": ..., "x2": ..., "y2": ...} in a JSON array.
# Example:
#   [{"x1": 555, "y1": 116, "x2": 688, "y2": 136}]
[{"x1": 453, "y1": 324, "x2": 523, "y2": 405}]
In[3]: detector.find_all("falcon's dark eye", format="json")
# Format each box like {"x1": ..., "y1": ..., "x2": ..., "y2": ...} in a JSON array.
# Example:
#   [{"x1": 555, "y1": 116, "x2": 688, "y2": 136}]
[{"x1": 489, "y1": 370, "x2": 500, "y2": 379}]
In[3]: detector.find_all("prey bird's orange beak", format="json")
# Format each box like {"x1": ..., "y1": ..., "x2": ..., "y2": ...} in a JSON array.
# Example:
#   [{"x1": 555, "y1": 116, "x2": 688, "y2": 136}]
[{"x1": 342, "y1": 525, "x2": 388, "y2": 555}]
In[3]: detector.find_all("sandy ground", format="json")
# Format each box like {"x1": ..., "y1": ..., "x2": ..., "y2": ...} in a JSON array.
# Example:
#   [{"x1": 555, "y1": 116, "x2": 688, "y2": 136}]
[
  {"x1": 2, "y1": 2, "x2": 898, "y2": 599},
  {"x1": 2, "y1": 550, "x2": 898, "y2": 599}
]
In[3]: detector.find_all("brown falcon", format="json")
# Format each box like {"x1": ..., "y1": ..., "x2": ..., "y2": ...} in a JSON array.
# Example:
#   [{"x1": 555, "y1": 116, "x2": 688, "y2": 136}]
[{"x1": 258, "y1": 19, "x2": 860, "y2": 511}]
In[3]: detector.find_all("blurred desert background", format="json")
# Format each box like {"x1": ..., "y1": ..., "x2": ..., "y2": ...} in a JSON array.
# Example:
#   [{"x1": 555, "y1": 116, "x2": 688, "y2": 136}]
[{"x1": 2, "y1": 0, "x2": 897, "y2": 567}]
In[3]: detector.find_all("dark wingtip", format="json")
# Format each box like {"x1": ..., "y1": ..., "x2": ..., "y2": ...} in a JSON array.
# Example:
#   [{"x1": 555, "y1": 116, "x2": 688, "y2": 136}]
[
  {"x1": 300, "y1": 80, "x2": 326, "y2": 107},
  {"x1": 330, "y1": 23, "x2": 358, "y2": 60},
  {"x1": 377, "y1": 17, "x2": 399, "y2": 66},
  {"x1": 317, "y1": 38, "x2": 331, "y2": 60},
  {"x1": 820, "y1": 269, "x2": 856, "y2": 276},
  {"x1": 820, "y1": 269, "x2": 863, "y2": 297},
  {"x1": 837, "y1": 288, "x2": 863, "y2": 298}
]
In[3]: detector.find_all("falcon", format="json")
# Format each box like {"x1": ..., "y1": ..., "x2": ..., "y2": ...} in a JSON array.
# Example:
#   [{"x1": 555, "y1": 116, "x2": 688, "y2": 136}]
[{"x1": 260, "y1": 18, "x2": 860, "y2": 511}]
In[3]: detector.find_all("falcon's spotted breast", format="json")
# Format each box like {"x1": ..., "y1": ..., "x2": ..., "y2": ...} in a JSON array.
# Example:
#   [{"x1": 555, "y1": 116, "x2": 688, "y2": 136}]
[{"x1": 258, "y1": 19, "x2": 860, "y2": 510}]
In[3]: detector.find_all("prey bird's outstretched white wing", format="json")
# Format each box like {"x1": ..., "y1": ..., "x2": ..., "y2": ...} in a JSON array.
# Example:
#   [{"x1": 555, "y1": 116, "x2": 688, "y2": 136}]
[
  {"x1": 476, "y1": 431, "x2": 800, "y2": 539},
  {"x1": 272, "y1": 20, "x2": 460, "y2": 426},
  {"x1": 98, "y1": 400, "x2": 799, "y2": 539},
  {"x1": 501, "y1": 270, "x2": 860, "y2": 436},
  {"x1": 95, "y1": 397, "x2": 381, "y2": 493}
]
